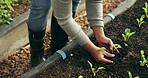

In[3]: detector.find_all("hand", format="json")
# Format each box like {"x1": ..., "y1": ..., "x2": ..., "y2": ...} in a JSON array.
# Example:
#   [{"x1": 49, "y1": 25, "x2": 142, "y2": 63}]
[
  {"x1": 92, "y1": 26, "x2": 113, "y2": 50},
  {"x1": 90, "y1": 46, "x2": 115, "y2": 64},
  {"x1": 83, "y1": 40, "x2": 115, "y2": 64},
  {"x1": 96, "y1": 35, "x2": 113, "y2": 50}
]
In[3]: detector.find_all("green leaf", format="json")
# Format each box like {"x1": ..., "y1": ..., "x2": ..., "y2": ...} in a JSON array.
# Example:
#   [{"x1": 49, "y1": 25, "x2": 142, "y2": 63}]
[
  {"x1": 140, "y1": 50, "x2": 148, "y2": 67},
  {"x1": 124, "y1": 42, "x2": 128, "y2": 46},
  {"x1": 98, "y1": 67, "x2": 105, "y2": 70},
  {"x1": 78, "y1": 75, "x2": 84, "y2": 78},
  {"x1": 136, "y1": 18, "x2": 140, "y2": 24},
  {"x1": 134, "y1": 76, "x2": 140, "y2": 78},
  {"x1": 127, "y1": 32, "x2": 135, "y2": 40},
  {"x1": 125, "y1": 28, "x2": 130, "y2": 33},
  {"x1": 142, "y1": 2, "x2": 148, "y2": 18},
  {"x1": 140, "y1": 15, "x2": 145, "y2": 21},
  {"x1": 122, "y1": 34, "x2": 126, "y2": 41},
  {"x1": 98, "y1": 47, "x2": 107, "y2": 51},
  {"x1": 87, "y1": 61, "x2": 95, "y2": 76},
  {"x1": 128, "y1": 71, "x2": 132, "y2": 78},
  {"x1": 113, "y1": 44, "x2": 122, "y2": 48}
]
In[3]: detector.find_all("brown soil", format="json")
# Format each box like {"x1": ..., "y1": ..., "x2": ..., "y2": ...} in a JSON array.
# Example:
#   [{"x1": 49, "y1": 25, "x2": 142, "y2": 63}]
[
  {"x1": 11, "y1": 3, "x2": 30, "y2": 18},
  {"x1": 3, "y1": 0, "x2": 148, "y2": 78},
  {"x1": 38, "y1": 0, "x2": 148, "y2": 78}
]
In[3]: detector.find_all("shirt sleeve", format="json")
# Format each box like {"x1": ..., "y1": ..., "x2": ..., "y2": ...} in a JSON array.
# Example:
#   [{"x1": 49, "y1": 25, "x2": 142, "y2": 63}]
[
  {"x1": 86, "y1": 0, "x2": 104, "y2": 28},
  {"x1": 51, "y1": 0, "x2": 89, "y2": 46}
]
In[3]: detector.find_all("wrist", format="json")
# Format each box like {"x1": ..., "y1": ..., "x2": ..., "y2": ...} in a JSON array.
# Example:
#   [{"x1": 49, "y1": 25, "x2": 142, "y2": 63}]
[
  {"x1": 82, "y1": 40, "x2": 98, "y2": 53},
  {"x1": 92, "y1": 26, "x2": 105, "y2": 38}
]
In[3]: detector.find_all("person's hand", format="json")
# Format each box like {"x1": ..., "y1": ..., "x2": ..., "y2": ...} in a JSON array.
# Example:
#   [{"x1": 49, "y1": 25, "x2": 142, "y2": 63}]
[
  {"x1": 92, "y1": 26, "x2": 113, "y2": 50},
  {"x1": 90, "y1": 47, "x2": 115, "y2": 64},
  {"x1": 96, "y1": 35, "x2": 113, "y2": 50},
  {"x1": 83, "y1": 40, "x2": 115, "y2": 64}
]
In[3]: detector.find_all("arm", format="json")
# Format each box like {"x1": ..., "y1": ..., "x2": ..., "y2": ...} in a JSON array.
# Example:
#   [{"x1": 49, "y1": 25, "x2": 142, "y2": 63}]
[
  {"x1": 51, "y1": 0, "x2": 88, "y2": 46},
  {"x1": 51, "y1": 0, "x2": 114, "y2": 64},
  {"x1": 86, "y1": 0, "x2": 113, "y2": 50}
]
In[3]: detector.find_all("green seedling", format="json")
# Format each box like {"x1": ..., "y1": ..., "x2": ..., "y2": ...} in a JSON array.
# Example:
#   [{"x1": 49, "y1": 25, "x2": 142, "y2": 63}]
[
  {"x1": 87, "y1": 61, "x2": 105, "y2": 77},
  {"x1": 98, "y1": 44, "x2": 121, "y2": 50},
  {"x1": 128, "y1": 71, "x2": 132, "y2": 78},
  {"x1": 122, "y1": 28, "x2": 136, "y2": 46},
  {"x1": 136, "y1": 15, "x2": 145, "y2": 27},
  {"x1": 98, "y1": 43, "x2": 121, "y2": 53},
  {"x1": 128, "y1": 71, "x2": 140, "y2": 78},
  {"x1": 0, "y1": 0, "x2": 16, "y2": 24},
  {"x1": 142, "y1": 2, "x2": 148, "y2": 18},
  {"x1": 113, "y1": 44, "x2": 122, "y2": 49},
  {"x1": 78, "y1": 75, "x2": 84, "y2": 78},
  {"x1": 98, "y1": 47, "x2": 108, "y2": 51},
  {"x1": 140, "y1": 50, "x2": 148, "y2": 67}
]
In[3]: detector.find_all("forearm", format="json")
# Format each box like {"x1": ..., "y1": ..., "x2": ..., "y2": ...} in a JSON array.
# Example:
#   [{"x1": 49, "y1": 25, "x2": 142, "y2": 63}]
[
  {"x1": 92, "y1": 26, "x2": 105, "y2": 38},
  {"x1": 51, "y1": 0, "x2": 89, "y2": 46},
  {"x1": 83, "y1": 39, "x2": 98, "y2": 53}
]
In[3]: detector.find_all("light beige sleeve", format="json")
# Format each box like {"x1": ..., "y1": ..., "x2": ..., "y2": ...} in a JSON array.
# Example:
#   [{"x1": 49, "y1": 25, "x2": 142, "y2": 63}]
[
  {"x1": 86, "y1": 0, "x2": 104, "y2": 28},
  {"x1": 51, "y1": 0, "x2": 89, "y2": 46}
]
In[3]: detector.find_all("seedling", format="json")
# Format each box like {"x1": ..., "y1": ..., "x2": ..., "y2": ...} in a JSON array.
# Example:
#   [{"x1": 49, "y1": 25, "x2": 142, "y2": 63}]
[
  {"x1": 128, "y1": 71, "x2": 140, "y2": 78},
  {"x1": 139, "y1": 50, "x2": 148, "y2": 67},
  {"x1": 142, "y1": 2, "x2": 148, "y2": 18},
  {"x1": 98, "y1": 47, "x2": 108, "y2": 51},
  {"x1": 136, "y1": 15, "x2": 145, "y2": 27},
  {"x1": 78, "y1": 75, "x2": 84, "y2": 78},
  {"x1": 122, "y1": 28, "x2": 136, "y2": 46},
  {"x1": 87, "y1": 61, "x2": 105, "y2": 77},
  {"x1": 113, "y1": 44, "x2": 122, "y2": 49},
  {"x1": 98, "y1": 43, "x2": 121, "y2": 53},
  {"x1": 0, "y1": 0, "x2": 15, "y2": 24}
]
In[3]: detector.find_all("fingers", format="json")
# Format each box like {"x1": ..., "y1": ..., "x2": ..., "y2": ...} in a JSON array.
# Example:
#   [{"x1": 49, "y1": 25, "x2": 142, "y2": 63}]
[
  {"x1": 108, "y1": 39, "x2": 113, "y2": 50},
  {"x1": 104, "y1": 51, "x2": 115, "y2": 58},
  {"x1": 98, "y1": 51, "x2": 115, "y2": 64},
  {"x1": 93, "y1": 51, "x2": 115, "y2": 64},
  {"x1": 99, "y1": 38, "x2": 114, "y2": 50},
  {"x1": 100, "y1": 58, "x2": 114, "y2": 64}
]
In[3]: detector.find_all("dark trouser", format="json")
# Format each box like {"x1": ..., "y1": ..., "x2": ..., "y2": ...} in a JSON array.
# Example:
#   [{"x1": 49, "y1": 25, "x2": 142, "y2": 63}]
[
  {"x1": 50, "y1": 12, "x2": 76, "y2": 52},
  {"x1": 27, "y1": 0, "x2": 80, "y2": 66}
]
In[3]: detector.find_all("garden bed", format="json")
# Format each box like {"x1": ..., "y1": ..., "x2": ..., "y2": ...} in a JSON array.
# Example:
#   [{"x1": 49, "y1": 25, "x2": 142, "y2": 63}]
[
  {"x1": 1, "y1": 0, "x2": 148, "y2": 78},
  {"x1": 38, "y1": 0, "x2": 148, "y2": 78}
]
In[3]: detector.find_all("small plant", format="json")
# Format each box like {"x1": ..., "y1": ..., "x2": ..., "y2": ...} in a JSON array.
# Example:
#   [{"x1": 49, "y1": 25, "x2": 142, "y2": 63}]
[
  {"x1": 15, "y1": 0, "x2": 30, "y2": 4},
  {"x1": 78, "y1": 75, "x2": 84, "y2": 78},
  {"x1": 113, "y1": 44, "x2": 122, "y2": 48},
  {"x1": 142, "y1": 2, "x2": 148, "y2": 18},
  {"x1": 98, "y1": 47, "x2": 108, "y2": 51},
  {"x1": 122, "y1": 28, "x2": 136, "y2": 46},
  {"x1": 128, "y1": 71, "x2": 140, "y2": 78},
  {"x1": 0, "y1": 0, "x2": 29, "y2": 24},
  {"x1": 139, "y1": 50, "x2": 148, "y2": 67},
  {"x1": 87, "y1": 61, "x2": 105, "y2": 77},
  {"x1": 98, "y1": 43, "x2": 121, "y2": 53},
  {"x1": 136, "y1": 15, "x2": 145, "y2": 27},
  {"x1": 0, "y1": 10, "x2": 13, "y2": 24},
  {"x1": 98, "y1": 44, "x2": 121, "y2": 50},
  {"x1": 0, "y1": 0, "x2": 16, "y2": 24}
]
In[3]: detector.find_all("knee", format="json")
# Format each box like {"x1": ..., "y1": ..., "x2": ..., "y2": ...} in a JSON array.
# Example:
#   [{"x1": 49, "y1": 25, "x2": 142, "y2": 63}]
[
  {"x1": 39, "y1": 4, "x2": 50, "y2": 13},
  {"x1": 30, "y1": 0, "x2": 50, "y2": 13}
]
